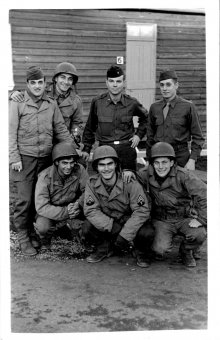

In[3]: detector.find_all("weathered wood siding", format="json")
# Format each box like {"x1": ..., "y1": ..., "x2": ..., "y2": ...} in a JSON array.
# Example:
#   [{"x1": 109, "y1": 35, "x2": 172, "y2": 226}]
[{"x1": 9, "y1": 9, "x2": 206, "y2": 143}]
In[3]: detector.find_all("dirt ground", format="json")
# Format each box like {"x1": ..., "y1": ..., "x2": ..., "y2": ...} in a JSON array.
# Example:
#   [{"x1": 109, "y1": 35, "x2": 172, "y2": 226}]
[{"x1": 10, "y1": 234, "x2": 207, "y2": 333}]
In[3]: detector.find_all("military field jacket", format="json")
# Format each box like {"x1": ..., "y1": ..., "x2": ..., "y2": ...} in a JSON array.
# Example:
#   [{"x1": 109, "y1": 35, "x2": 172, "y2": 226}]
[
  {"x1": 35, "y1": 163, "x2": 89, "y2": 221},
  {"x1": 146, "y1": 96, "x2": 205, "y2": 161},
  {"x1": 84, "y1": 174, "x2": 150, "y2": 241},
  {"x1": 9, "y1": 91, "x2": 72, "y2": 164},
  {"x1": 138, "y1": 165, "x2": 207, "y2": 225}
]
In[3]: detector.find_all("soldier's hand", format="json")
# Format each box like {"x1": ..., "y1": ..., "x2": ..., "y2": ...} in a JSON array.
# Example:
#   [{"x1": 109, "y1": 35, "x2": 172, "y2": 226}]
[
  {"x1": 129, "y1": 135, "x2": 140, "y2": 148},
  {"x1": 185, "y1": 159, "x2": 195, "y2": 171},
  {"x1": 81, "y1": 151, "x2": 90, "y2": 162},
  {"x1": 189, "y1": 219, "x2": 202, "y2": 228},
  {"x1": 67, "y1": 202, "x2": 80, "y2": 218},
  {"x1": 122, "y1": 170, "x2": 135, "y2": 183},
  {"x1": 11, "y1": 161, "x2": 23, "y2": 172},
  {"x1": 11, "y1": 91, "x2": 24, "y2": 102},
  {"x1": 114, "y1": 235, "x2": 131, "y2": 252}
]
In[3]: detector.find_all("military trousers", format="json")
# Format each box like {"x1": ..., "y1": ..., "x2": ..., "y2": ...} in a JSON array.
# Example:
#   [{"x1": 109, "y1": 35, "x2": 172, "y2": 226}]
[
  {"x1": 10, "y1": 154, "x2": 52, "y2": 233},
  {"x1": 100, "y1": 142, "x2": 137, "y2": 171},
  {"x1": 152, "y1": 217, "x2": 207, "y2": 256},
  {"x1": 173, "y1": 145, "x2": 190, "y2": 167},
  {"x1": 81, "y1": 219, "x2": 155, "y2": 255}
]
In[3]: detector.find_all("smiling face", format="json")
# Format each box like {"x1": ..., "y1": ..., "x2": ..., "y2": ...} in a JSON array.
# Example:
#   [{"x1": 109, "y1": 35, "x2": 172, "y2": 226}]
[
  {"x1": 106, "y1": 75, "x2": 125, "y2": 97},
  {"x1": 153, "y1": 157, "x2": 174, "y2": 178},
  {"x1": 27, "y1": 78, "x2": 46, "y2": 97},
  {"x1": 55, "y1": 73, "x2": 74, "y2": 93},
  {"x1": 55, "y1": 157, "x2": 76, "y2": 177},
  {"x1": 97, "y1": 157, "x2": 117, "y2": 183},
  {"x1": 159, "y1": 78, "x2": 178, "y2": 101}
]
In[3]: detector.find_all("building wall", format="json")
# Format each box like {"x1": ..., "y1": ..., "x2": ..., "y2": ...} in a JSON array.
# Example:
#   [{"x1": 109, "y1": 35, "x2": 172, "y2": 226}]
[{"x1": 9, "y1": 9, "x2": 206, "y2": 142}]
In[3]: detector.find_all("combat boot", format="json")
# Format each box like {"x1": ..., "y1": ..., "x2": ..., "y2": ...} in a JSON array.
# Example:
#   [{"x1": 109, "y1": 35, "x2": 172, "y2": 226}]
[
  {"x1": 29, "y1": 230, "x2": 41, "y2": 249},
  {"x1": 40, "y1": 237, "x2": 52, "y2": 252},
  {"x1": 18, "y1": 230, "x2": 37, "y2": 256},
  {"x1": 179, "y1": 243, "x2": 196, "y2": 267},
  {"x1": 193, "y1": 247, "x2": 202, "y2": 260}
]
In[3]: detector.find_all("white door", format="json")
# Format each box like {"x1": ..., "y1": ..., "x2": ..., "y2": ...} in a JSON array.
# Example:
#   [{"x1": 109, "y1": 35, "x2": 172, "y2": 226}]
[{"x1": 126, "y1": 23, "x2": 157, "y2": 126}]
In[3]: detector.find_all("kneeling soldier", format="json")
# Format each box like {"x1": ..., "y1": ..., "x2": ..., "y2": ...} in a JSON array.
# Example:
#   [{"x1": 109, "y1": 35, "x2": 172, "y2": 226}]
[
  {"x1": 34, "y1": 142, "x2": 89, "y2": 250},
  {"x1": 82, "y1": 145, "x2": 154, "y2": 267},
  {"x1": 137, "y1": 142, "x2": 207, "y2": 267}
]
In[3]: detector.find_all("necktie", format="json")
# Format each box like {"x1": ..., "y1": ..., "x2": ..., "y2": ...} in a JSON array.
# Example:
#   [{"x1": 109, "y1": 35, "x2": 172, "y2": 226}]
[{"x1": 163, "y1": 102, "x2": 170, "y2": 120}]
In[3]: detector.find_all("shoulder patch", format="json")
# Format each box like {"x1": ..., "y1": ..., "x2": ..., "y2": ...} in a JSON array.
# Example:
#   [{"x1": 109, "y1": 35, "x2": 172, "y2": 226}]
[
  {"x1": 86, "y1": 195, "x2": 95, "y2": 206},
  {"x1": 137, "y1": 195, "x2": 145, "y2": 206}
]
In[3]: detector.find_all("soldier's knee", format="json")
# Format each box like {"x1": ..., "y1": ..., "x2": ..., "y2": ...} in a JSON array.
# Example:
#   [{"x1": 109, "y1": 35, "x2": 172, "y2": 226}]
[
  {"x1": 195, "y1": 228, "x2": 207, "y2": 244},
  {"x1": 35, "y1": 216, "x2": 51, "y2": 235},
  {"x1": 139, "y1": 222, "x2": 155, "y2": 240}
]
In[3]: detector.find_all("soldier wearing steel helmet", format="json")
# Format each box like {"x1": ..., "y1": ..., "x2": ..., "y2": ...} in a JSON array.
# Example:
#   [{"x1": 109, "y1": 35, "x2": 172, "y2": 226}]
[
  {"x1": 34, "y1": 142, "x2": 89, "y2": 251},
  {"x1": 10, "y1": 62, "x2": 83, "y2": 144},
  {"x1": 136, "y1": 142, "x2": 207, "y2": 267},
  {"x1": 81, "y1": 145, "x2": 154, "y2": 267}
]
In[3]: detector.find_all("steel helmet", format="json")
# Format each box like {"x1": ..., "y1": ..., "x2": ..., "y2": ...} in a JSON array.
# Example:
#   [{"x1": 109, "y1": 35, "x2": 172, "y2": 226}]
[
  {"x1": 52, "y1": 62, "x2": 78, "y2": 84},
  {"x1": 52, "y1": 142, "x2": 79, "y2": 163},
  {"x1": 92, "y1": 145, "x2": 119, "y2": 170},
  {"x1": 150, "y1": 142, "x2": 176, "y2": 159}
]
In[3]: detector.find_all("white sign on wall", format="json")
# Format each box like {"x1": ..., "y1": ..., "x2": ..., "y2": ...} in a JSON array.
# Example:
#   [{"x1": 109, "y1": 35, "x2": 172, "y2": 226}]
[{"x1": 116, "y1": 56, "x2": 124, "y2": 65}]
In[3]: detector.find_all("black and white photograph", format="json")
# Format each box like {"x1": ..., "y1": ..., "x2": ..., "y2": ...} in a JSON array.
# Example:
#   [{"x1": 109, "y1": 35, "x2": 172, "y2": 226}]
[{"x1": 1, "y1": 1, "x2": 219, "y2": 339}]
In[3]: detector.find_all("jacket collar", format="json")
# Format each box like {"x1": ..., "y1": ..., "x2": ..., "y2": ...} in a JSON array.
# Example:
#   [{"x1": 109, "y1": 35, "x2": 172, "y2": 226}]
[
  {"x1": 148, "y1": 164, "x2": 177, "y2": 189},
  {"x1": 94, "y1": 173, "x2": 124, "y2": 200},
  {"x1": 49, "y1": 164, "x2": 79, "y2": 188},
  {"x1": 106, "y1": 92, "x2": 126, "y2": 107},
  {"x1": 162, "y1": 95, "x2": 180, "y2": 109}
]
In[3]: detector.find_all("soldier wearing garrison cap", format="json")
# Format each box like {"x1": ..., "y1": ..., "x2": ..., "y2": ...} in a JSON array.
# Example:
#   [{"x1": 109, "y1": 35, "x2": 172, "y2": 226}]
[
  {"x1": 81, "y1": 64, "x2": 148, "y2": 182},
  {"x1": 9, "y1": 66, "x2": 73, "y2": 256},
  {"x1": 10, "y1": 62, "x2": 84, "y2": 146},
  {"x1": 146, "y1": 69, "x2": 205, "y2": 170}
]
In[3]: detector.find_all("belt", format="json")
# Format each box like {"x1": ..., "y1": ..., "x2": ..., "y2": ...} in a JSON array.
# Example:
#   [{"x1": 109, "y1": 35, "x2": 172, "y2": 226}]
[
  {"x1": 100, "y1": 140, "x2": 131, "y2": 146},
  {"x1": 153, "y1": 207, "x2": 186, "y2": 220}
]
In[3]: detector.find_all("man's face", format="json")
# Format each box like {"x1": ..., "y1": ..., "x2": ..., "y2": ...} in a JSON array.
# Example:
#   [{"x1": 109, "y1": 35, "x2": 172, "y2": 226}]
[
  {"x1": 55, "y1": 73, "x2": 74, "y2": 93},
  {"x1": 97, "y1": 157, "x2": 116, "y2": 181},
  {"x1": 159, "y1": 78, "x2": 178, "y2": 101},
  {"x1": 153, "y1": 157, "x2": 174, "y2": 178},
  {"x1": 56, "y1": 157, "x2": 75, "y2": 177},
  {"x1": 106, "y1": 75, "x2": 125, "y2": 96},
  {"x1": 27, "y1": 78, "x2": 46, "y2": 97}
]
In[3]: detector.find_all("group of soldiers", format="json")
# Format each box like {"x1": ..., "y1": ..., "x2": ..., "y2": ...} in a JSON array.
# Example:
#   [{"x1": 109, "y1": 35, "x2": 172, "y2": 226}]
[{"x1": 9, "y1": 62, "x2": 207, "y2": 268}]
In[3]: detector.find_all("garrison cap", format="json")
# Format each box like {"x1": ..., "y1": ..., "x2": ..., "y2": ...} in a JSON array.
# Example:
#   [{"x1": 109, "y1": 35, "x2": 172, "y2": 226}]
[
  {"x1": 159, "y1": 69, "x2": 178, "y2": 82},
  {"x1": 26, "y1": 66, "x2": 45, "y2": 81},
  {"x1": 107, "y1": 65, "x2": 124, "y2": 78}
]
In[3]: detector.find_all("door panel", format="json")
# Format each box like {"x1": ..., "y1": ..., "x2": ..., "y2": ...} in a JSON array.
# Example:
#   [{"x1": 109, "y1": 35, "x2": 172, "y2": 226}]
[{"x1": 126, "y1": 23, "x2": 157, "y2": 127}]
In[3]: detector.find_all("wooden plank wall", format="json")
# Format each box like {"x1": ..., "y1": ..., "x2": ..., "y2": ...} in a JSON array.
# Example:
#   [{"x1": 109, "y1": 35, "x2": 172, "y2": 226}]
[{"x1": 9, "y1": 9, "x2": 206, "y2": 145}]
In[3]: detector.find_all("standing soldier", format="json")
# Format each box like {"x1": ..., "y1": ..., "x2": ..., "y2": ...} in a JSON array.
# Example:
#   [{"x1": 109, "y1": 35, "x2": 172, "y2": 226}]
[
  {"x1": 10, "y1": 62, "x2": 83, "y2": 145},
  {"x1": 82, "y1": 146, "x2": 154, "y2": 268},
  {"x1": 146, "y1": 69, "x2": 205, "y2": 170},
  {"x1": 81, "y1": 65, "x2": 148, "y2": 181},
  {"x1": 9, "y1": 66, "x2": 73, "y2": 256},
  {"x1": 34, "y1": 142, "x2": 88, "y2": 250},
  {"x1": 137, "y1": 142, "x2": 207, "y2": 267}
]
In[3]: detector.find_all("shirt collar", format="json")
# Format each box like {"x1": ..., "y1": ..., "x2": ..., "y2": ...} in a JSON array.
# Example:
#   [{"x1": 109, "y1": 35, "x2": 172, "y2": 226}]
[
  {"x1": 25, "y1": 89, "x2": 49, "y2": 103},
  {"x1": 106, "y1": 92, "x2": 126, "y2": 106},
  {"x1": 163, "y1": 95, "x2": 179, "y2": 109}
]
